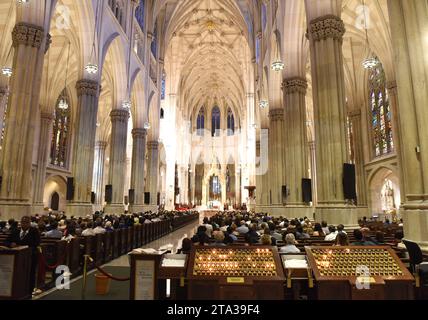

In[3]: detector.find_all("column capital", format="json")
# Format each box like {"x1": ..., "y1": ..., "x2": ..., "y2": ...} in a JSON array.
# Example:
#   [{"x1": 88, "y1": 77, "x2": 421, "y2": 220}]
[
  {"x1": 147, "y1": 141, "x2": 159, "y2": 150},
  {"x1": 95, "y1": 141, "x2": 108, "y2": 149},
  {"x1": 307, "y1": 15, "x2": 345, "y2": 42},
  {"x1": 132, "y1": 128, "x2": 147, "y2": 138},
  {"x1": 110, "y1": 108, "x2": 130, "y2": 122},
  {"x1": 12, "y1": 22, "x2": 44, "y2": 49},
  {"x1": 40, "y1": 112, "x2": 54, "y2": 121},
  {"x1": 269, "y1": 108, "x2": 284, "y2": 121},
  {"x1": 76, "y1": 79, "x2": 100, "y2": 97},
  {"x1": 282, "y1": 77, "x2": 308, "y2": 94}
]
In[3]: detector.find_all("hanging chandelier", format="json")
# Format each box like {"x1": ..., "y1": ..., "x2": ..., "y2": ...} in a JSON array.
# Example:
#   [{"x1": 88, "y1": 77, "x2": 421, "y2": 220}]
[
  {"x1": 271, "y1": 60, "x2": 284, "y2": 72},
  {"x1": 362, "y1": 54, "x2": 378, "y2": 70},
  {"x1": 144, "y1": 122, "x2": 151, "y2": 130},
  {"x1": 1, "y1": 67, "x2": 12, "y2": 77},
  {"x1": 86, "y1": 0, "x2": 100, "y2": 74},
  {"x1": 122, "y1": 100, "x2": 131, "y2": 110},
  {"x1": 58, "y1": 97, "x2": 69, "y2": 110},
  {"x1": 259, "y1": 100, "x2": 269, "y2": 109},
  {"x1": 85, "y1": 62, "x2": 98, "y2": 74}
]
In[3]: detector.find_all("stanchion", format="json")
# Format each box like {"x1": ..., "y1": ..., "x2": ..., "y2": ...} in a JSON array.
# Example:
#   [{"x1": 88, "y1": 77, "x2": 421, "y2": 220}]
[{"x1": 81, "y1": 255, "x2": 93, "y2": 300}]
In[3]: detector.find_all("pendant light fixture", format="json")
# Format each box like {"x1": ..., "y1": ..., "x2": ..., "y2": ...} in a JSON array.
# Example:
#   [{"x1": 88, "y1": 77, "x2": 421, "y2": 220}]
[
  {"x1": 361, "y1": 0, "x2": 378, "y2": 70},
  {"x1": 86, "y1": 0, "x2": 100, "y2": 74},
  {"x1": 271, "y1": 30, "x2": 284, "y2": 72},
  {"x1": 58, "y1": 41, "x2": 71, "y2": 110}
]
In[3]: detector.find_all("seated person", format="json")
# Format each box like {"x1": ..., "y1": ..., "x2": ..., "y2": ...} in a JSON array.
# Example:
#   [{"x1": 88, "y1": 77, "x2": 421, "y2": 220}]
[
  {"x1": 361, "y1": 227, "x2": 377, "y2": 244},
  {"x1": 321, "y1": 221, "x2": 330, "y2": 235},
  {"x1": 268, "y1": 222, "x2": 282, "y2": 241},
  {"x1": 375, "y1": 231, "x2": 385, "y2": 244},
  {"x1": 279, "y1": 233, "x2": 300, "y2": 253},
  {"x1": 210, "y1": 231, "x2": 226, "y2": 246},
  {"x1": 312, "y1": 223, "x2": 325, "y2": 237},
  {"x1": 236, "y1": 220, "x2": 249, "y2": 234},
  {"x1": 337, "y1": 224, "x2": 347, "y2": 235},
  {"x1": 177, "y1": 238, "x2": 192, "y2": 254},
  {"x1": 93, "y1": 219, "x2": 106, "y2": 234},
  {"x1": 191, "y1": 226, "x2": 210, "y2": 245},
  {"x1": 351, "y1": 229, "x2": 377, "y2": 246},
  {"x1": 245, "y1": 224, "x2": 260, "y2": 244},
  {"x1": 45, "y1": 221, "x2": 63, "y2": 239},
  {"x1": 81, "y1": 222, "x2": 95, "y2": 237},
  {"x1": 260, "y1": 234, "x2": 272, "y2": 245},
  {"x1": 334, "y1": 232, "x2": 349, "y2": 246},
  {"x1": 224, "y1": 227, "x2": 237, "y2": 244},
  {"x1": 324, "y1": 226, "x2": 338, "y2": 241},
  {"x1": 296, "y1": 226, "x2": 310, "y2": 240}
]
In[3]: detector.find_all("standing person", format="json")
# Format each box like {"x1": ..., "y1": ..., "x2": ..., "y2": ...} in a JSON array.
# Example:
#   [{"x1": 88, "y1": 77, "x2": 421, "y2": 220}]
[{"x1": 5, "y1": 216, "x2": 41, "y2": 296}]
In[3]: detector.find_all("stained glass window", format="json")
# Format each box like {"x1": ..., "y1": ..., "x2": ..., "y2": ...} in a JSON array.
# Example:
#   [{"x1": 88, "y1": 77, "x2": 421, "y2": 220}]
[
  {"x1": 135, "y1": 0, "x2": 145, "y2": 30},
  {"x1": 227, "y1": 108, "x2": 235, "y2": 136},
  {"x1": 212, "y1": 106, "x2": 221, "y2": 137},
  {"x1": 50, "y1": 91, "x2": 71, "y2": 168},
  {"x1": 197, "y1": 108, "x2": 205, "y2": 136},
  {"x1": 368, "y1": 58, "x2": 393, "y2": 157},
  {"x1": 161, "y1": 74, "x2": 166, "y2": 100}
]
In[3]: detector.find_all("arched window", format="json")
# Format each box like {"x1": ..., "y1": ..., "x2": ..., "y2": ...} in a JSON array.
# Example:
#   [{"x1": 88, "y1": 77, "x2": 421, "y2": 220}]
[
  {"x1": 161, "y1": 73, "x2": 166, "y2": 100},
  {"x1": 50, "y1": 91, "x2": 71, "y2": 168},
  {"x1": 196, "y1": 108, "x2": 205, "y2": 136},
  {"x1": 227, "y1": 108, "x2": 235, "y2": 136},
  {"x1": 369, "y1": 58, "x2": 393, "y2": 157},
  {"x1": 135, "y1": 0, "x2": 145, "y2": 30},
  {"x1": 212, "y1": 106, "x2": 221, "y2": 137}
]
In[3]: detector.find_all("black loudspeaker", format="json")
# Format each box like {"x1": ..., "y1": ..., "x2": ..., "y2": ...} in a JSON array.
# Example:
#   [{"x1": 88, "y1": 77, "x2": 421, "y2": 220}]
[
  {"x1": 144, "y1": 192, "x2": 150, "y2": 205},
  {"x1": 66, "y1": 177, "x2": 74, "y2": 200},
  {"x1": 282, "y1": 185, "x2": 288, "y2": 203},
  {"x1": 343, "y1": 163, "x2": 357, "y2": 200},
  {"x1": 105, "y1": 185, "x2": 112, "y2": 203},
  {"x1": 91, "y1": 192, "x2": 96, "y2": 204},
  {"x1": 157, "y1": 192, "x2": 160, "y2": 205},
  {"x1": 129, "y1": 189, "x2": 135, "y2": 205},
  {"x1": 0, "y1": 176, "x2": 2, "y2": 190},
  {"x1": 302, "y1": 178, "x2": 312, "y2": 203}
]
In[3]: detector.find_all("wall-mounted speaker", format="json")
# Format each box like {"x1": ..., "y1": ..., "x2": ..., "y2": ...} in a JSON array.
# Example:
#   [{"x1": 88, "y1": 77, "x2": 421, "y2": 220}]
[
  {"x1": 343, "y1": 163, "x2": 357, "y2": 201},
  {"x1": 129, "y1": 189, "x2": 135, "y2": 205},
  {"x1": 66, "y1": 177, "x2": 74, "y2": 201},
  {"x1": 282, "y1": 185, "x2": 288, "y2": 203},
  {"x1": 91, "y1": 192, "x2": 96, "y2": 204},
  {"x1": 302, "y1": 178, "x2": 312, "y2": 203},
  {"x1": 144, "y1": 192, "x2": 150, "y2": 205},
  {"x1": 105, "y1": 185, "x2": 112, "y2": 203}
]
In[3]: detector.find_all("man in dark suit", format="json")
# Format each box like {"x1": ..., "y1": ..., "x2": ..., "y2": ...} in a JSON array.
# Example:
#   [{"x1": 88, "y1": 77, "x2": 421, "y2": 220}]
[{"x1": 6, "y1": 216, "x2": 41, "y2": 295}]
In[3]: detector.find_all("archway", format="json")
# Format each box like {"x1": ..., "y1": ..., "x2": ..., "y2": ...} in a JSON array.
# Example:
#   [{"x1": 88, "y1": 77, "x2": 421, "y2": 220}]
[
  {"x1": 43, "y1": 175, "x2": 67, "y2": 212},
  {"x1": 50, "y1": 192, "x2": 60, "y2": 211}
]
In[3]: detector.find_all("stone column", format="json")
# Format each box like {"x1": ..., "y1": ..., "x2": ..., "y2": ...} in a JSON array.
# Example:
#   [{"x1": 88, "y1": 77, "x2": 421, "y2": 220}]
[
  {"x1": 282, "y1": 77, "x2": 312, "y2": 217},
  {"x1": 104, "y1": 109, "x2": 130, "y2": 214},
  {"x1": 129, "y1": 128, "x2": 147, "y2": 213},
  {"x1": 388, "y1": 0, "x2": 428, "y2": 250},
  {"x1": 0, "y1": 23, "x2": 47, "y2": 218},
  {"x1": 307, "y1": 14, "x2": 363, "y2": 225},
  {"x1": 255, "y1": 129, "x2": 270, "y2": 210},
  {"x1": 348, "y1": 109, "x2": 368, "y2": 207},
  {"x1": 32, "y1": 112, "x2": 54, "y2": 213},
  {"x1": 309, "y1": 141, "x2": 317, "y2": 206},
  {"x1": 66, "y1": 80, "x2": 100, "y2": 217},
  {"x1": 145, "y1": 140, "x2": 159, "y2": 210},
  {"x1": 0, "y1": 87, "x2": 8, "y2": 144},
  {"x1": 190, "y1": 167, "x2": 195, "y2": 206},
  {"x1": 268, "y1": 109, "x2": 285, "y2": 208},
  {"x1": 386, "y1": 80, "x2": 404, "y2": 204},
  {"x1": 92, "y1": 141, "x2": 108, "y2": 208}
]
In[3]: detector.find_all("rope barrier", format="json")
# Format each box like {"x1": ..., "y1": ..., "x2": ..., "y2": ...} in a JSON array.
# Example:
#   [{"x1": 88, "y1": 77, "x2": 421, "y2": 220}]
[{"x1": 87, "y1": 256, "x2": 130, "y2": 282}]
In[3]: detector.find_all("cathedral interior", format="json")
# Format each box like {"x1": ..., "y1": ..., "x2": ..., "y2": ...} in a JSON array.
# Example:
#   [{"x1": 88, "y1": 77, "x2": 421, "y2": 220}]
[{"x1": 0, "y1": 0, "x2": 427, "y2": 303}]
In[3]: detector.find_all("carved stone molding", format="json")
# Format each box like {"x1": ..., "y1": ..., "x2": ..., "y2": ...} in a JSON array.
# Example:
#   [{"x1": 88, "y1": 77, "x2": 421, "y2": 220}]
[
  {"x1": 12, "y1": 22, "x2": 44, "y2": 49},
  {"x1": 269, "y1": 108, "x2": 284, "y2": 121},
  {"x1": 282, "y1": 77, "x2": 308, "y2": 95},
  {"x1": 110, "y1": 109, "x2": 130, "y2": 123},
  {"x1": 76, "y1": 79, "x2": 100, "y2": 97},
  {"x1": 307, "y1": 15, "x2": 345, "y2": 42},
  {"x1": 132, "y1": 128, "x2": 147, "y2": 139},
  {"x1": 147, "y1": 141, "x2": 159, "y2": 150},
  {"x1": 95, "y1": 141, "x2": 108, "y2": 149}
]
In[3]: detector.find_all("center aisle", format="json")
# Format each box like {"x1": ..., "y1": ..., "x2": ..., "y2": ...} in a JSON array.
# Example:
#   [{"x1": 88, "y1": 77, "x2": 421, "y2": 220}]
[{"x1": 36, "y1": 211, "x2": 204, "y2": 300}]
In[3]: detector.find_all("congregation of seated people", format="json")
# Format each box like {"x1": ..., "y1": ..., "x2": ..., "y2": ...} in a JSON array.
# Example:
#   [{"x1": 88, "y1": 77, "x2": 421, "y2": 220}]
[{"x1": 181, "y1": 211, "x2": 405, "y2": 253}]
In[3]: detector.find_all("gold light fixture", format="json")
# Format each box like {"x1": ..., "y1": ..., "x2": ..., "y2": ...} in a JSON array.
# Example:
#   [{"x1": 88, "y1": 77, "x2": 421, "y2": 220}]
[
  {"x1": 361, "y1": 0, "x2": 378, "y2": 70},
  {"x1": 86, "y1": 0, "x2": 100, "y2": 74},
  {"x1": 259, "y1": 100, "x2": 269, "y2": 109}
]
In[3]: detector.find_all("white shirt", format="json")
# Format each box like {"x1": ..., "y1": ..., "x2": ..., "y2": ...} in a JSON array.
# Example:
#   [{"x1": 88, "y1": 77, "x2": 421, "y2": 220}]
[
  {"x1": 82, "y1": 228, "x2": 95, "y2": 237},
  {"x1": 204, "y1": 224, "x2": 213, "y2": 237},
  {"x1": 93, "y1": 226, "x2": 106, "y2": 234},
  {"x1": 279, "y1": 245, "x2": 300, "y2": 253},
  {"x1": 325, "y1": 231, "x2": 338, "y2": 241}
]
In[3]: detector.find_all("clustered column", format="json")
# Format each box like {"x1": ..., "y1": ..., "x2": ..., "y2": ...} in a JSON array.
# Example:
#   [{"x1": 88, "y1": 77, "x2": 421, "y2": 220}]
[
  {"x1": 146, "y1": 141, "x2": 159, "y2": 208},
  {"x1": 268, "y1": 108, "x2": 285, "y2": 206},
  {"x1": 0, "y1": 23, "x2": 47, "y2": 218},
  {"x1": 388, "y1": 0, "x2": 428, "y2": 250},
  {"x1": 282, "y1": 77, "x2": 311, "y2": 216},
  {"x1": 32, "y1": 112, "x2": 54, "y2": 213},
  {"x1": 129, "y1": 128, "x2": 147, "y2": 213},
  {"x1": 105, "y1": 108, "x2": 130, "y2": 213},
  {"x1": 67, "y1": 79, "x2": 100, "y2": 217},
  {"x1": 307, "y1": 14, "x2": 360, "y2": 225},
  {"x1": 92, "y1": 141, "x2": 108, "y2": 208}
]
